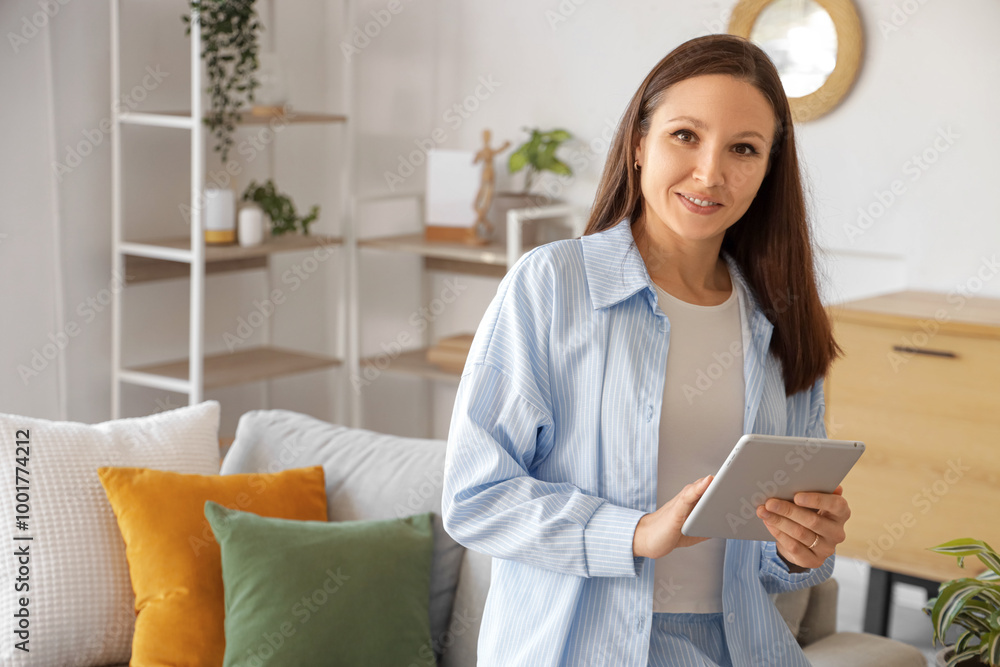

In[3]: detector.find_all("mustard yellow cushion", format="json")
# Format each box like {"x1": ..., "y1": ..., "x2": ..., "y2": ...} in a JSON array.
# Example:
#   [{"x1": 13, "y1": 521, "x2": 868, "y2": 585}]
[{"x1": 98, "y1": 466, "x2": 328, "y2": 667}]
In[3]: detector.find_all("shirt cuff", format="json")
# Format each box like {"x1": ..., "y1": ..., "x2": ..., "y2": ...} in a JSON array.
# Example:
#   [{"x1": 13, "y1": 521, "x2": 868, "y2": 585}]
[
  {"x1": 583, "y1": 501, "x2": 647, "y2": 578},
  {"x1": 760, "y1": 541, "x2": 834, "y2": 586}
]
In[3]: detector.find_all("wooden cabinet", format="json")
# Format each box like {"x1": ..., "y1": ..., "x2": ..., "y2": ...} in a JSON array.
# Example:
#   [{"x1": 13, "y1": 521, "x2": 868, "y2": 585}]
[{"x1": 825, "y1": 290, "x2": 1000, "y2": 582}]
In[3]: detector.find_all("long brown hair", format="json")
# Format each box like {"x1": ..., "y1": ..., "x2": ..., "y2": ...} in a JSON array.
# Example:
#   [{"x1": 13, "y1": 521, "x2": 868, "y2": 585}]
[{"x1": 584, "y1": 33, "x2": 841, "y2": 396}]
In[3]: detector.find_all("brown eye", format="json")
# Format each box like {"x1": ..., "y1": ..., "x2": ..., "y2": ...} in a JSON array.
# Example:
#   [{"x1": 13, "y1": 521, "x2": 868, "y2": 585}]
[
  {"x1": 671, "y1": 130, "x2": 695, "y2": 142},
  {"x1": 734, "y1": 144, "x2": 760, "y2": 156}
]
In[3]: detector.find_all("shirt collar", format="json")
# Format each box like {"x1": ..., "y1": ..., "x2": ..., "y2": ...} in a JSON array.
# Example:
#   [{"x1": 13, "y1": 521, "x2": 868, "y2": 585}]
[{"x1": 580, "y1": 218, "x2": 775, "y2": 349}]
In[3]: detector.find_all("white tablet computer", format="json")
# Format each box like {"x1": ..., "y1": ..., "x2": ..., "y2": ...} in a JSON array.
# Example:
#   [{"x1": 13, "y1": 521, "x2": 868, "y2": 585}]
[{"x1": 681, "y1": 434, "x2": 865, "y2": 542}]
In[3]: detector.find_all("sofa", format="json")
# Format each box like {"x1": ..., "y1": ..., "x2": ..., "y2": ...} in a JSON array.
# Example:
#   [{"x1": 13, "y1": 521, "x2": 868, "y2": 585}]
[
  {"x1": 216, "y1": 408, "x2": 927, "y2": 667},
  {"x1": 0, "y1": 402, "x2": 926, "y2": 666}
]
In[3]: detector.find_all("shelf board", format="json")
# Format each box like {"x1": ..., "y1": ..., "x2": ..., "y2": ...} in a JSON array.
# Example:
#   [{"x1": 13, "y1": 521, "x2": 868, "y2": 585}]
[
  {"x1": 359, "y1": 348, "x2": 462, "y2": 383},
  {"x1": 127, "y1": 346, "x2": 341, "y2": 390},
  {"x1": 122, "y1": 234, "x2": 342, "y2": 283},
  {"x1": 155, "y1": 109, "x2": 347, "y2": 125},
  {"x1": 360, "y1": 232, "x2": 515, "y2": 266},
  {"x1": 124, "y1": 234, "x2": 341, "y2": 262}
]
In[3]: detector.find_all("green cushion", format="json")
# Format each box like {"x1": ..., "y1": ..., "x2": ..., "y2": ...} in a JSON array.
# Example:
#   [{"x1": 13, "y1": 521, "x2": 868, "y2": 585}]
[{"x1": 204, "y1": 501, "x2": 436, "y2": 667}]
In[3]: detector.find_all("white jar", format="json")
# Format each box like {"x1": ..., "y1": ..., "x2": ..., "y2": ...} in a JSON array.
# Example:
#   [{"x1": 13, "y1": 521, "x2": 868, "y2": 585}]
[
  {"x1": 238, "y1": 204, "x2": 265, "y2": 247},
  {"x1": 204, "y1": 188, "x2": 236, "y2": 244}
]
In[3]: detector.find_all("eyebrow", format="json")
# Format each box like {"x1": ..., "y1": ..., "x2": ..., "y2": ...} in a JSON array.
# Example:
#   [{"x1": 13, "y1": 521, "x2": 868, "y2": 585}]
[{"x1": 665, "y1": 115, "x2": 769, "y2": 143}]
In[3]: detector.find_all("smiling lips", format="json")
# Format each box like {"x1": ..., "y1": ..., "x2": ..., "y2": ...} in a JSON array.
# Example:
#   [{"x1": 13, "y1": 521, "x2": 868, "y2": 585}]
[{"x1": 676, "y1": 192, "x2": 724, "y2": 214}]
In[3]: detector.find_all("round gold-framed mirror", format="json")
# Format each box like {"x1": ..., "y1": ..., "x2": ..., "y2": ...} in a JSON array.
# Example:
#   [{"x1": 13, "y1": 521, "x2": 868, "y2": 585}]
[{"x1": 728, "y1": 0, "x2": 863, "y2": 123}]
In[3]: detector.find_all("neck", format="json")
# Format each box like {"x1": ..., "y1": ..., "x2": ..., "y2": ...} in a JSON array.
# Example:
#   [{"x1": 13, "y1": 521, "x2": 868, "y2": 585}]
[{"x1": 633, "y1": 220, "x2": 730, "y2": 298}]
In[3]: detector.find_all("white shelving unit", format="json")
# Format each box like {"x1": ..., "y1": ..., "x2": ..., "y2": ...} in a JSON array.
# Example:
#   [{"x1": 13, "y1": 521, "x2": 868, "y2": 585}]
[
  {"x1": 354, "y1": 197, "x2": 587, "y2": 430},
  {"x1": 107, "y1": 1, "x2": 584, "y2": 439},
  {"x1": 110, "y1": 0, "x2": 355, "y2": 425}
]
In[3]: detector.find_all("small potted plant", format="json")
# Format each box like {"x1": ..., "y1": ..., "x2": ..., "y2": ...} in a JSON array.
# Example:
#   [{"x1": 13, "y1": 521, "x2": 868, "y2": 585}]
[
  {"x1": 242, "y1": 179, "x2": 319, "y2": 236},
  {"x1": 489, "y1": 127, "x2": 574, "y2": 246},
  {"x1": 923, "y1": 537, "x2": 1000, "y2": 666},
  {"x1": 507, "y1": 127, "x2": 573, "y2": 194}
]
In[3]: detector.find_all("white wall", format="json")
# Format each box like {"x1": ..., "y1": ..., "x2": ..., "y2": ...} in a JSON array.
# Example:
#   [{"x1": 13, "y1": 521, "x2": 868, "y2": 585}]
[
  {"x1": 0, "y1": 1, "x2": 64, "y2": 420},
  {"x1": 2, "y1": 0, "x2": 998, "y2": 438}
]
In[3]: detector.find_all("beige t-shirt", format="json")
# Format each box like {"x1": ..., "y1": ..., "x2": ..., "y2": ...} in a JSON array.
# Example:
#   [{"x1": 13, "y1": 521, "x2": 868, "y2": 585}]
[{"x1": 651, "y1": 265, "x2": 746, "y2": 614}]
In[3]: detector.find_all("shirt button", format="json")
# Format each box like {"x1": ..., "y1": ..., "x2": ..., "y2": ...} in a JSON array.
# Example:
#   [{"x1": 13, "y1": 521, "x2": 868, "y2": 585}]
[
  {"x1": 646, "y1": 405, "x2": 653, "y2": 422},
  {"x1": 727, "y1": 612, "x2": 736, "y2": 624}
]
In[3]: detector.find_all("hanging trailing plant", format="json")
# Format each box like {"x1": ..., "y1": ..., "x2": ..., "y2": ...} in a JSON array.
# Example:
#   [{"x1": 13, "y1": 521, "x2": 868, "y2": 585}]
[{"x1": 182, "y1": 0, "x2": 261, "y2": 162}]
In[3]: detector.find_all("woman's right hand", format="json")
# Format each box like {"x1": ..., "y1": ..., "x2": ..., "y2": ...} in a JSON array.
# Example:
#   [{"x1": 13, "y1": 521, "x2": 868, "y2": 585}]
[{"x1": 632, "y1": 475, "x2": 714, "y2": 559}]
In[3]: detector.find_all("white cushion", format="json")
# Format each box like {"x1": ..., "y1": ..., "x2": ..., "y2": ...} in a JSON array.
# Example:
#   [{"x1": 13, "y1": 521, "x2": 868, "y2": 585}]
[{"x1": 0, "y1": 401, "x2": 221, "y2": 666}]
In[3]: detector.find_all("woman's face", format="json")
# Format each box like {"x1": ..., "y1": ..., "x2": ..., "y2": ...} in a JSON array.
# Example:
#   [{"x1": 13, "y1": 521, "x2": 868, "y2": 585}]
[{"x1": 634, "y1": 74, "x2": 776, "y2": 250}]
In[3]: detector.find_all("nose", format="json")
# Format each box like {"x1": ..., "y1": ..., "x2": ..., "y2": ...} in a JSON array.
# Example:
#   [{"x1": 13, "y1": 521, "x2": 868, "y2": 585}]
[{"x1": 692, "y1": 148, "x2": 725, "y2": 188}]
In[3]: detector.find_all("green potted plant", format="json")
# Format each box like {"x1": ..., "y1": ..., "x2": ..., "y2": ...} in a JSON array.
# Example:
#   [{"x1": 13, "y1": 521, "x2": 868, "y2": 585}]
[
  {"x1": 487, "y1": 127, "x2": 574, "y2": 246},
  {"x1": 507, "y1": 127, "x2": 573, "y2": 193},
  {"x1": 923, "y1": 538, "x2": 1000, "y2": 666},
  {"x1": 242, "y1": 179, "x2": 319, "y2": 236},
  {"x1": 183, "y1": 0, "x2": 262, "y2": 162}
]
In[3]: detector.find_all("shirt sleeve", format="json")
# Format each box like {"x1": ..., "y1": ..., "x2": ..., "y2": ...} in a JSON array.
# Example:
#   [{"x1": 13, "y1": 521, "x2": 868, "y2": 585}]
[
  {"x1": 441, "y1": 249, "x2": 646, "y2": 579},
  {"x1": 759, "y1": 375, "x2": 835, "y2": 593}
]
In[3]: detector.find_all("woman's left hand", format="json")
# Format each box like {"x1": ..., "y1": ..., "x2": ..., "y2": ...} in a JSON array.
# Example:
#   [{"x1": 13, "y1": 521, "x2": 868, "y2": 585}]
[{"x1": 756, "y1": 485, "x2": 851, "y2": 571}]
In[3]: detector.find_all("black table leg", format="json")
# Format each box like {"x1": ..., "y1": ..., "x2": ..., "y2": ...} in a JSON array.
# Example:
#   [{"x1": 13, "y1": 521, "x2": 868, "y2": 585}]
[
  {"x1": 863, "y1": 568, "x2": 941, "y2": 636},
  {"x1": 864, "y1": 567, "x2": 893, "y2": 635}
]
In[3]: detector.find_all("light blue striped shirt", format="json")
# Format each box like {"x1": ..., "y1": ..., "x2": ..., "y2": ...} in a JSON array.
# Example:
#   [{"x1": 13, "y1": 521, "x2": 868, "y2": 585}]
[{"x1": 442, "y1": 219, "x2": 834, "y2": 667}]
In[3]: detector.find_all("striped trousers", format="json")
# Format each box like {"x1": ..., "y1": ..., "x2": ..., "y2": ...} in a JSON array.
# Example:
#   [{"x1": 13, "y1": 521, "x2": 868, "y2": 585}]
[{"x1": 647, "y1": 612, "x2": 733, "y2": 667}]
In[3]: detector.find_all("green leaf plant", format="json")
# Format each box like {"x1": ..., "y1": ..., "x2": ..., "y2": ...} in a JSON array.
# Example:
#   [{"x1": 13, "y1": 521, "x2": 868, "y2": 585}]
[
  {"x1": 923, "y1": 538, "x2": 1000, "y2": 666},
  {"x1": 242, "y1": 179, "x2": 319, "y2": 236},
  {"x1": 507, "y1": 127, "x2": 573, "y2": 194},
  {"x1": 183, "y1": 0, "x2": 261, "y2": 163}
]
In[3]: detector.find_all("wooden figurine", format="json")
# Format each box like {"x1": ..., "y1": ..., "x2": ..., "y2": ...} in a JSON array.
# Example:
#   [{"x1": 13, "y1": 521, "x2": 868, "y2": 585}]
[{"x1": 468, "y1": 129, "x2": 510, "y2": 245}]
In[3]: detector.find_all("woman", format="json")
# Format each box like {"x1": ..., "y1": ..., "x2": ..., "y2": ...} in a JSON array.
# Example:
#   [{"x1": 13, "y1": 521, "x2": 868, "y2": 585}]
[{"x1": 442, "y1": 33, "x2": 851, "y2": 667}]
